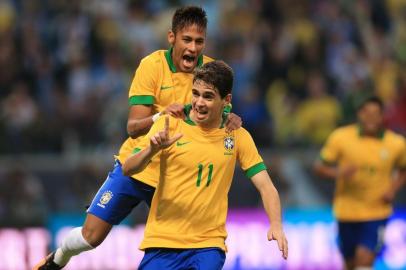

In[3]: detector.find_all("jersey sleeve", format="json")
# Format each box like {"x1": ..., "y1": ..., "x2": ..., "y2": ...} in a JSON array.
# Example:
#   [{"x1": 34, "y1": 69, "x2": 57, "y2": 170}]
[
  {"x1": 128, "y1": 55, "x2": 161, "y2": 106},
  {"x1": 236, "y1": 128, "x2": 266, "y2": 178},
  {"x1": 319, "y1": 129, "x2": 342, "y2": 164},
  {"x1": 395, "y1": 137, "x2": 406, "y2": 169}
]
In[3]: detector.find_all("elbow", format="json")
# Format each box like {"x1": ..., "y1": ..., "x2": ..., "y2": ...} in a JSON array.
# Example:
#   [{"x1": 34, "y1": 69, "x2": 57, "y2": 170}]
[
  {"x1": 312, "y1": 162, "x2": 322, "y2": 177},
  {"x1": 127, "y1": 124, "x2": 138, "y2": 139},
  {"x1": 122, "y1": 165, "x2": 131, "y2": 176}
]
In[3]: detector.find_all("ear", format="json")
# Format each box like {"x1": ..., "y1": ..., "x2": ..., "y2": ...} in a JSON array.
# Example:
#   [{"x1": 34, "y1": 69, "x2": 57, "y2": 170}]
[
  {"x1": 167, "y1": 30, "x2": 175, "y2": 46},
  {"x1": 224, "y1": 94, "x2": 232, "y2": 106}
]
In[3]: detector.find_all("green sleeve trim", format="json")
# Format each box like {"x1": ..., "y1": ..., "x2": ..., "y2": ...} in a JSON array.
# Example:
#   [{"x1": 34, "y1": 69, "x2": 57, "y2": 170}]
[
  {"x1": 129, "y1": 95, "x2": 154, "y2": 105},
  {"x1": 132, "y1": 148, "x2": 142, "y2": 154},
  {"x1": 245, "y1": 162, "x2": 267, "y2": 178}
]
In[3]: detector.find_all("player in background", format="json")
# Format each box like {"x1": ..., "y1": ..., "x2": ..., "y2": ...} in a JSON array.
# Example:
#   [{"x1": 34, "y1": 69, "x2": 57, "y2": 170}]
[
  {"x1": 123, "y1": 60, "x2": 288, "y2": 270},
  {"x1": 313, "y1": 96, "x2": 406, "y2": 270},
  {"x1": 34, "y1": 6, "x2": 241, "y2": 270}
]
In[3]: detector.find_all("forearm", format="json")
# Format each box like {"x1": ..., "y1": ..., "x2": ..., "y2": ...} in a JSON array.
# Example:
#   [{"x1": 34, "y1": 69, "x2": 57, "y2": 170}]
[
  {"x1": 392, "y1": 169, "x2": 406, "y2": 194},
  {"x1": 260, "y1": 183, "x2": 283, "y2": 227},
  {"x1": 122, "y1": 147, "x2": 159, "y2": 176},
  {"x1": 127, "y1": 117, "x2": 154, "y2": 138},
  {"x1": 313, "y1": 161, "x2": 338, "y2": 179},
  {"x1": 252, "y1": 171, "x2": 283, "y2": 226}
]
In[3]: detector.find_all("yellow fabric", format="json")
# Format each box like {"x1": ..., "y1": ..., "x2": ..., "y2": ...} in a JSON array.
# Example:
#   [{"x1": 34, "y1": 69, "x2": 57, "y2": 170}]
[
  {"x1": 320, "y1": 124, "x2": 406, "y2": 221},
  {"x1": 135, "y1": 116, "x2": 265, "y2": 250},
  {"x1": 295, "y1": 96, "x2": 341, "y2": 145},
  {"x1": 116, "y1": 50, "x2": 213, "y2": 187}
]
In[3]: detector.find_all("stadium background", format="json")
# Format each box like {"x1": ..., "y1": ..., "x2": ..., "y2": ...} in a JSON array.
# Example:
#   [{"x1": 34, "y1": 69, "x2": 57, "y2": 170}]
[{"x1": 0, "y1": 0, "x2": 406, "y2": 269}]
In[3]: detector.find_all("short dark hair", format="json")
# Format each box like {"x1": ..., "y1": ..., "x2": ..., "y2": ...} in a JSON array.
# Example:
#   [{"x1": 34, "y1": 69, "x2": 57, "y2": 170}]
[
  {"x1": 172, "y1": 6, "x2": 207, "y2": 34},
  {"x1": 193, "y1": 60, "x2": 234, "y2": 98},
  {"x1": 357, "y1": 96, "x2": 384, "y2": 112}
]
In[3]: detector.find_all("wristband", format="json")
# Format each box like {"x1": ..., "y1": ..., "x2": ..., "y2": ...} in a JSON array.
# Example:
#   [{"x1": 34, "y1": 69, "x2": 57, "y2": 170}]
[{"x1": 152, "y1": 112, "x2": 161, "y2": 122}]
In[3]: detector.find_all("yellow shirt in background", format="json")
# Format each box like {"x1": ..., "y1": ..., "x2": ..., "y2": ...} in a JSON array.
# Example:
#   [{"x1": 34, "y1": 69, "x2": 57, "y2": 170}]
[{"x1": 320, "y1": 124, "x2": 406, "y2": 221}]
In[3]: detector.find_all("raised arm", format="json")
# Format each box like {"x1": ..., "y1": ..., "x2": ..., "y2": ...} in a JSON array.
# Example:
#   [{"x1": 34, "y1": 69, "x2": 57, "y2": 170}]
[
  {"x1": 251, "y1": 170, "x2": 288, "y2": 259},
  {"x1": 123, "y1": 116, "x2": 183, "y2": 176}
]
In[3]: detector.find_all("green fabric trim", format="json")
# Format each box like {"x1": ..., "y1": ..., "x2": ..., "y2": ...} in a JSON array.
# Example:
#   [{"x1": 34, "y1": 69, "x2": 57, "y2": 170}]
[
  {"x1": 245, "y1": 162, "x2": 267, "y2": 178},
  {"x1": 183, "y1": 104, "x2": 196, "y2": 126},
  {"x1": 223, "y1": 104, "x2": 232, "y2": 114},
  {"x1": 357, "y1": 124, "x2": 385, "y2": 140},
  {"x1": 197, "y1": 54, "x2": 204, "y2": 67},
  {"x1": 164, "y1": 48, "x2": 177, "y2": 73},
  {"x1": 129, "y1": 95, "x2": 154, "y2": 105},
  {"x1": 132, "y1": 148, "x2": 141, "y2": 154}
]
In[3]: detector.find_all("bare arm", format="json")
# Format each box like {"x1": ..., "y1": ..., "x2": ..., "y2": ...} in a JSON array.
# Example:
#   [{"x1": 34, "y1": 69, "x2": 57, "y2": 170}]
[
  {"x1": 251, "y1": 170, "x2": 288, "y2": 259},
  {"x1": 127, "y1": 105, "x2": 154, "y2": 138},
  {"x1": 122, "y1": 116, "x2": 183, "y2": 176},
  {"x1": 313, "y1": 159, "x2": 357, "y2": 180},
  {"x1": 382, "y1": 168, "x2": 406, "y2": 203},
  {"x1": 122, "y1": 146, "x2": 160, "y2": 176}
]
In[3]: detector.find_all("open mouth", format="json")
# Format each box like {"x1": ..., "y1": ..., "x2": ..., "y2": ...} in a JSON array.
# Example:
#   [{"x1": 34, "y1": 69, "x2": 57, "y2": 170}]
[
  {"x1": 194, "y1": 108, "x2": 208, "y2": 120},
  {"x1": 182, "y1": 55, "x2": 196, "y2": 69}
]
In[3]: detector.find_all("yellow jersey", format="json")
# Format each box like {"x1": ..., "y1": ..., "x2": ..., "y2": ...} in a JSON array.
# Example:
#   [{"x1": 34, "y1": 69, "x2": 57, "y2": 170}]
[
  {"x1": 320, "y1": 124, "x2": 406, "y2": 221},
  {"x1": 134, "y1": 108, "x2": 266, "y2": 250},
  {"x1": 116, "y1": 49, "x2": 213, "y2": 187}
]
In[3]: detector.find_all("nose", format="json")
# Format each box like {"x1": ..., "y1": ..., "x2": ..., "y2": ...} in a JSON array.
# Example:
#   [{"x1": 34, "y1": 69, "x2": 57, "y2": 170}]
[
  {"x1": 188, "y1": 41, "x2": 196, "y2": 53},
  {"x1": 195, "y1": 96, "x2": 205, "y2": 106}
]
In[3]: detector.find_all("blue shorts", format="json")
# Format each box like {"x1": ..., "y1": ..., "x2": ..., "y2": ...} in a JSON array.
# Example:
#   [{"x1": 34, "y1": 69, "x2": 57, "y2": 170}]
[
  {"x1": 139, "y1": 248, "x2": 226, "y2": 270},
  {"x1": 338, "y1": 219, "x2": 388, "y2": 259},
  {"x1": 87, "y1": 160, "x2": 155, "y2": 225}
]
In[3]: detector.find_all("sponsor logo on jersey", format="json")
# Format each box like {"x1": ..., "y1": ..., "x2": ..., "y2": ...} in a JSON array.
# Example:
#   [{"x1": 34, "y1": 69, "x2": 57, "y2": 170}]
[
  {"x1": 160, "y1": 85, "x2": 173, "y2": 90},
  {"x1": 380, "y1": 148, "x2": 389, "y2": 160},
  {"x1": 176, "y1": 141, "x2": 191, "y2": 147}
]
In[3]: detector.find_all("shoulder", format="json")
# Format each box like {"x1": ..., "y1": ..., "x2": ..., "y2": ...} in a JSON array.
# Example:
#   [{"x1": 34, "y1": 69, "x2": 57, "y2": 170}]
[
  {"x1": 202, "y1": 54, "x2": 214, "y2": 64},
  {"x1": 384, "y1": 129, "x2": 406, "y2": 147},
  {"x1": 330, "y1": 124, "x2": 357, "y2": 139},
  {"x1": 233, "y1": 127, "x2": 254, "y2": 142},
  {"x1": 139, "y1": 50, "x2": 165, "y2": 66}
]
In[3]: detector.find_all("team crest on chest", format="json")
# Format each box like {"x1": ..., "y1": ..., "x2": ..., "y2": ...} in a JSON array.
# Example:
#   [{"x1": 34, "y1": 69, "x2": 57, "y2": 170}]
[
  {"x1": 380, "y1": 148, "x2": 389, "y2": 160},
  {"x1": 224, "y1": 135, "x2": 234, "y2": 155}
]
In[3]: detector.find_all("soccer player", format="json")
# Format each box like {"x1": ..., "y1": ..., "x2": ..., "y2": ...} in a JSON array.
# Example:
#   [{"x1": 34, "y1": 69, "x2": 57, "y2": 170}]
[
  {"x1": 313, "y1": 96, "x2": 406, "y2": 270},
  {"x1": 122, "y1": 60, "x2": 288, "y2": 270},
  {"x1": 34, "y1": 6, "x2": 241, "y2": 270}
]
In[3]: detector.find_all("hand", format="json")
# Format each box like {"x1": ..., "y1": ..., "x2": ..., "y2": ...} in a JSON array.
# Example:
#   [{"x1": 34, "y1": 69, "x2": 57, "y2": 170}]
[
  {"x1": 162, "y1": 103, "x2": 185, "y2": 119},
  {"x1": 225, "y1": 113, "x2": 242, "y2": 133},
  {"x1": 150, "y1": 116, "x2": 183, "y2": 151},
  {"x1": 338, "y1": 165, "x2": 357, "y2": 179},
  {"x1": 381, "y1": 189, "x2": 395, "y2": 204},
  {"x1": 267, "y1": 224, "x2": 288, "y2": 260}
]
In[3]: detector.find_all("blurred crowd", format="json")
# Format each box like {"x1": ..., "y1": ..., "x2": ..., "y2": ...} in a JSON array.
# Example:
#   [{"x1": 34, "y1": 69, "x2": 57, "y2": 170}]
[{"x1": 1, "y1": 0, "x2": 406, "y2": 226}]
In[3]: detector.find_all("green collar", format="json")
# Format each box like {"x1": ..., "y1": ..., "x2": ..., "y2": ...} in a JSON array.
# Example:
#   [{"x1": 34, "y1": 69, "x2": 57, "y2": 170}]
[
  {"x1": 164, "y1": 47, "x2": 204, "y2": 73},
  {"x1": 357, "y1": 124, "x2": 385, "y2": 139},
  {"x1": 183, "y1": 104, "x2": 227, "y2": 128}
]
